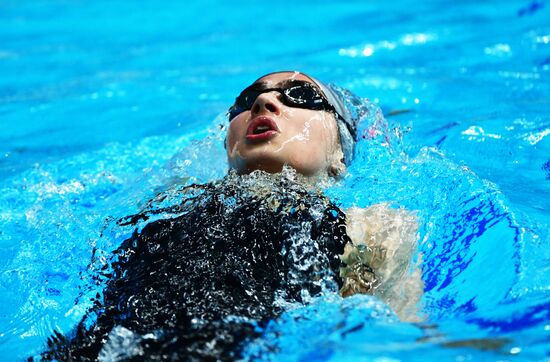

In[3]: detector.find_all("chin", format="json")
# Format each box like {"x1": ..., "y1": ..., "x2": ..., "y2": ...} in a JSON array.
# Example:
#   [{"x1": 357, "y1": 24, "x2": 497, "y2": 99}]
[
  {"x1": 229, "y1": 147, "x2": 284, "y2": 174},
  {"x1": 245, "y1": 162, "x2": 285, "y2": 175},
  {"x1": 229, "y1": 156, "x2": 284, "y2": 175},
  {"x1": 229, "y1": 150, "x2": 326, "y2": 176}
]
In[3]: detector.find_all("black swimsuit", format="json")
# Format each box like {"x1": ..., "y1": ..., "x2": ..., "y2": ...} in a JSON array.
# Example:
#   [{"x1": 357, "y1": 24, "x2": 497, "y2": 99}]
[{"x1": 41, "y1": 172, "x2": 350, "y2": 361}]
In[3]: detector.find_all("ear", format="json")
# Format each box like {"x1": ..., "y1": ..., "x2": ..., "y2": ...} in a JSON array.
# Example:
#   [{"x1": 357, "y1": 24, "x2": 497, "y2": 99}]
[
  {"x1": 329, "y1": 161, "x2": 346, "y2": 178},
  {"x1": 327, "y1": 138, "x2": 346, "y2": 177},
  {"x1": 328, "y1": 149, "x2": 346, "y2": 178}
]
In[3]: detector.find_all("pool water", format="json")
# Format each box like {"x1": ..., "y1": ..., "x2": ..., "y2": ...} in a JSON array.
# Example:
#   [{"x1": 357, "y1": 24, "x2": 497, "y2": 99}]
[{"x1": 1, "y1": 0, "x2": 549, "y2": 360}]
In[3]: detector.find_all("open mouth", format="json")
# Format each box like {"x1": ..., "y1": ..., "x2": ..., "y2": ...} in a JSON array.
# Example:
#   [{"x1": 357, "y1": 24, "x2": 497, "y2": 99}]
[
  {"x1": 252, "y1": 125, "x2": 273, "y2": 134},
  {"x1": 246, "y1": 116, "x2": 280, "y2": 141}
]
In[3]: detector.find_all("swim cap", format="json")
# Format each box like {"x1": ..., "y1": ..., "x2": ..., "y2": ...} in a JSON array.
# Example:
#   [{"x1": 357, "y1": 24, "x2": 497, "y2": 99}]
[
  {"x1": 306, "y1": 76, "x2": 357, "y2": 165},
  {"x1": 254, "y1": 71, "x2": 358, "y2": 165}
]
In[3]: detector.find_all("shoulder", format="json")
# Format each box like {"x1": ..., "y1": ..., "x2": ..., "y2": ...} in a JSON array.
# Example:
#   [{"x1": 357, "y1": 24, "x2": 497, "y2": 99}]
[
  {"x1": 343, "y1": 203, "x2": 419, "y2": 260},
  {"x1": 340, "y1": 203, "x2": 424, "y2": 322}
]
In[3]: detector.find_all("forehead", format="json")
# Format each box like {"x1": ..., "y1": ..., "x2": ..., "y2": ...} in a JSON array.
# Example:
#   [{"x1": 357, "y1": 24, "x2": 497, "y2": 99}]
[{"x1": 254, "y1": 72, "x2": 315, "y2": 87}]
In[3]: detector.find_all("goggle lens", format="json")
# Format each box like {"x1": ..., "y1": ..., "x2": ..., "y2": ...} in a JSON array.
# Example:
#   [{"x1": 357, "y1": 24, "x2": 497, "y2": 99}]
[{"x1": 228, "y1": 80, "x2": 332, "y2": 120}]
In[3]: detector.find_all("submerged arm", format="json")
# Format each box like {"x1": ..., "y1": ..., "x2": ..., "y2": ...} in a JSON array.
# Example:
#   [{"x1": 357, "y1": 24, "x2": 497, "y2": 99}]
[{"x1": 340, "y1": 204, "x2": 424, "y2": 322}]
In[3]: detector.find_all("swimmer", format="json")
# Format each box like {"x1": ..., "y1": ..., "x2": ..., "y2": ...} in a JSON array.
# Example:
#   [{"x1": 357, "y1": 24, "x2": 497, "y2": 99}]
[
  {"x1": 39, "y1": 71, "x2": 423, "y2": 361},
  {"x1": 226, "y1": 71, "x2": 423, "y2": 321}
]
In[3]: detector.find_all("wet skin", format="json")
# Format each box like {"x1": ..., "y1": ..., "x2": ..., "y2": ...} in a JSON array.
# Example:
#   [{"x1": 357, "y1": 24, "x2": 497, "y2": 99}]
[{"x1": 226, "y1": 72, "x2": 345, "y2": 177}]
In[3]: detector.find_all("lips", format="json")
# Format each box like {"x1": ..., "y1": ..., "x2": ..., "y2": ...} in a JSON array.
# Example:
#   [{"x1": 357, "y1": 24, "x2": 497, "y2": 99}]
[{"x1": 246, "y1": 116, "x2": 280, "y2": 142}]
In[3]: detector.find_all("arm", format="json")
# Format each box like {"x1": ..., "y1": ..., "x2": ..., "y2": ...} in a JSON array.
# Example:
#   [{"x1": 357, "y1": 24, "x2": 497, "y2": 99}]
[{"x1": 340, "y1": 203, "x2": 424, "y2": 322}]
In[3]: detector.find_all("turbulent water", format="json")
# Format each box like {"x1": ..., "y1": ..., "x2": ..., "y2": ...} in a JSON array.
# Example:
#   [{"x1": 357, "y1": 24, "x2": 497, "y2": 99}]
[
  {"x1": 1, "y1": 0, "x2": 549, "y2": 361},
  {"x1": 2, "y1": 83, "x2": 540, "y2": 361},
  {"x1": 40, "y1": 170, "x2": 349, "y2": 361}
]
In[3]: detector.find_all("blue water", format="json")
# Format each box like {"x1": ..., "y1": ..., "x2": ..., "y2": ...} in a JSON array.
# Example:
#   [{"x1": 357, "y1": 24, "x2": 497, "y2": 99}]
[{"x1": 1, "y1": 0, "x2": 549, "y2": 360}]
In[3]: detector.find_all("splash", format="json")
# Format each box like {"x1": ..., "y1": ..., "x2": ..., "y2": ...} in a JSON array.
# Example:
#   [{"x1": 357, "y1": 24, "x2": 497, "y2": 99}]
[{"x1": 41, "y1": 170, "x2": 350, "y2": 360}]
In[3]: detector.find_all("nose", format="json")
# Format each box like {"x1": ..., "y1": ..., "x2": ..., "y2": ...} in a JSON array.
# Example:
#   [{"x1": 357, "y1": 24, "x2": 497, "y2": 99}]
[{"x1": 251, "y1": 91, "x2": 282, "y2": 116}]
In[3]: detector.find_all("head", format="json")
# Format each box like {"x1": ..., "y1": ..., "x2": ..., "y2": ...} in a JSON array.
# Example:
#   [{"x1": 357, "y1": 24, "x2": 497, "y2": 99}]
[{"x1": 226, "y1": 71, "x2": 355, "y2": 177}]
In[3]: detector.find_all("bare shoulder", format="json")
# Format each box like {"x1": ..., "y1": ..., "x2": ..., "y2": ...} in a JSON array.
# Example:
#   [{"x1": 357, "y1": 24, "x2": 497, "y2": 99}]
[
  {"x1": 340, "y1": 203, "x2": 424, "y2": 322},
  {"x1": 344, "y1": 204, "x2": 419, "y2": 251}
]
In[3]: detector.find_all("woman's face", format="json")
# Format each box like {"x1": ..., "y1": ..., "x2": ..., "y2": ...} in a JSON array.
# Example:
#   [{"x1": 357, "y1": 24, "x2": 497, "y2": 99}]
[{"x1": 226, "y1": 72, "x2": 344, "y2": 177}]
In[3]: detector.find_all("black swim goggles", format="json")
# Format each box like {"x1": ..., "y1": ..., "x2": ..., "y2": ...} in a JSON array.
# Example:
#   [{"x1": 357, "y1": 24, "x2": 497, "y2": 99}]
[{"x1": 228, "y1": 79, "x2": 338, "y2": 121}]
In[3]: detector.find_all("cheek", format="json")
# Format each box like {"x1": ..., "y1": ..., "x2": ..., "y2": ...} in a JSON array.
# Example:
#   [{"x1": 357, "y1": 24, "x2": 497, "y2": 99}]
[
  {"x1": 286, "y1": 114, "x2": 338, "y2": 169},
  {"x1": 226, "y1": 116, "x2": 247, "y2": 152},
  {"x1": 295, "y1": 112, "x2": 337, "y2": 151},
  {"x1": 317, "y1": 113, "x2": 339, "y2": 150}
]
